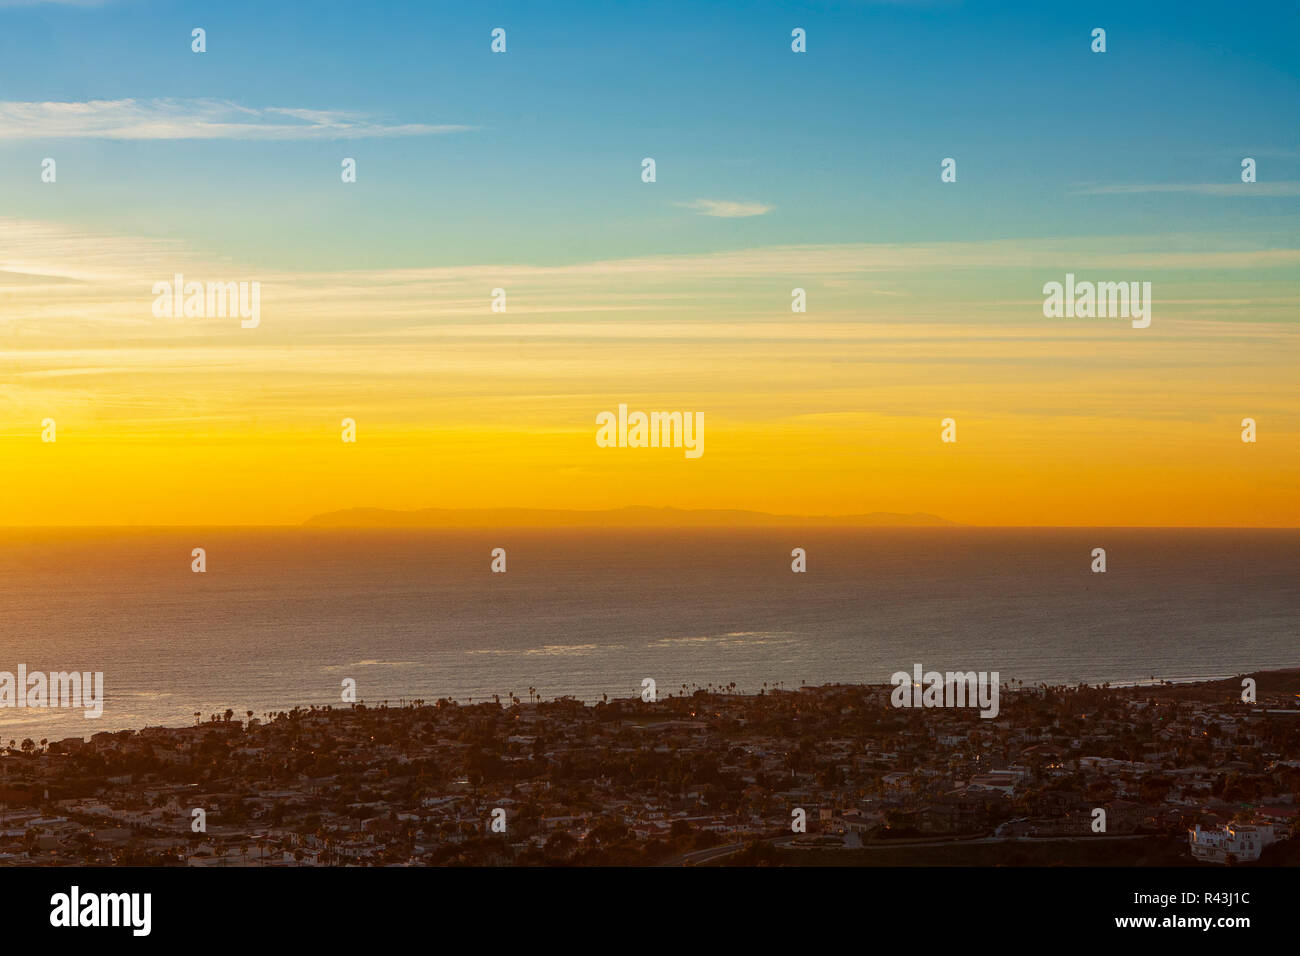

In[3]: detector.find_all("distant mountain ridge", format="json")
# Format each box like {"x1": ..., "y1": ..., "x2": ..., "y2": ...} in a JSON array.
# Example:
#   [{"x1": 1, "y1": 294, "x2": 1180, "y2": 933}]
[{"x1": 303, "y1": 506, "x2": 957, "y2": 528}]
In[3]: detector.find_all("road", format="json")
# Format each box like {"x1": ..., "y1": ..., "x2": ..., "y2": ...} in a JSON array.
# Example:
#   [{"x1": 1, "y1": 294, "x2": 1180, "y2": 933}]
[
  {"x1": 659, "y1": 831, "x2": 1153, "y2": 865},
  {"x1": 660, "y1": 841, "x2": 749, "y2": 867}
]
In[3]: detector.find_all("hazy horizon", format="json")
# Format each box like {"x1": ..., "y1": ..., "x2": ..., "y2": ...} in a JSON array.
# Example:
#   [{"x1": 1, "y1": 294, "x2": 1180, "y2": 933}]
[{"x1": 3, "y1": 514, "x2": 1300, "y2": 529}]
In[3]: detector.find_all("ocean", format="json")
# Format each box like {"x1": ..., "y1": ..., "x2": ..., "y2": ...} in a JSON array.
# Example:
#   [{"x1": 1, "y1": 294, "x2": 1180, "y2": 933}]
[{"x1": 1, "y1": 527, "x2": 1297, "y2": 743}]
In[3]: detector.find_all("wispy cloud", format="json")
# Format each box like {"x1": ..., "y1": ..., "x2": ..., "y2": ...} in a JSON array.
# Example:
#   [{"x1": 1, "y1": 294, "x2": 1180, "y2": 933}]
[
  {"x1": 1073, "y1": 182, "x2": 1300, "y2": 197},
  {"x1": 676, "y1": 198, "x2": 774, "y2": 218},
  {"x1": 0, "y1": 98, "x2": 473, "y2": 140},
  {"x1": 4, "y1": 217, "x2": 1296, "y2": 362},
  {"x1": 5, "y1": 218, "x2": 1298, "y2": 298}
]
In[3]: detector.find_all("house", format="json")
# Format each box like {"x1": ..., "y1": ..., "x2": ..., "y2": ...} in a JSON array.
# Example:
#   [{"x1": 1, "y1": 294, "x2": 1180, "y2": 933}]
[{"x1": 1188, "y1": 822, "x2": 1278, "y2": 864}]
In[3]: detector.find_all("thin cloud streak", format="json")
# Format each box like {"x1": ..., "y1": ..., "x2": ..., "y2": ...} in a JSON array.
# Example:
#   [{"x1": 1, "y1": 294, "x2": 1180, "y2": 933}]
[
  {"x1": 676, "y1": 199, "x2": 774, "y2": 218},
  {"x1": 1074, "y1": 182, "x2": 1300, "y2": 197},
  {"x1": 0, "y1": 98, "x2": 474, "y2": 140}
]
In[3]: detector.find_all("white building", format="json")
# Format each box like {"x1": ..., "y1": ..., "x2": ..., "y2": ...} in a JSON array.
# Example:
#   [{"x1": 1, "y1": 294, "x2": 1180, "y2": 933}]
[{"x1": 1188, "y1": 823, "x2": 1278, "y2": 864}]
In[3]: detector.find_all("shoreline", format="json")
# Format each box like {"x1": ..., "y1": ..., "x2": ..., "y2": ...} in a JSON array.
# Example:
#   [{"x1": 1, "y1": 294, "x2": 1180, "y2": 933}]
[{"x1": 6, "y1": 666, "x2": 1298, "y2": 746}]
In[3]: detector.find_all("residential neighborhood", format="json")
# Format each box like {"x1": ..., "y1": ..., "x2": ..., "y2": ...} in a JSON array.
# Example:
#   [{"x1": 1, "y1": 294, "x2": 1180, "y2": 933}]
[{"x1": 1, "y1": 671, "x2": 1297, "y2": 866}]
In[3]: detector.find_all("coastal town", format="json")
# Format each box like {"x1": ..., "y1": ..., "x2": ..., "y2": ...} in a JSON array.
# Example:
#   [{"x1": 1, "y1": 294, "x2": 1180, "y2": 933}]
[{"x1": 1, "y1": 671, "x2": 1297, "y2": 867}]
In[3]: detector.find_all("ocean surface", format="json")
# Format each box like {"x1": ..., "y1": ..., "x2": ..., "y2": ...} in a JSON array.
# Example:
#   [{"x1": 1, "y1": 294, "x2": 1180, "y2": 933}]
[{"x1": 1, "y1": 527, "x2": 1297, "y2": 743}]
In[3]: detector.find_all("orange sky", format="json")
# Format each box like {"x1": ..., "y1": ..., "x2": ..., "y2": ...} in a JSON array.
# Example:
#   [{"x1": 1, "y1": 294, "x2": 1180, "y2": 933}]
[{"x1": 2, "y1": 222, "x2": 1296, "y2": 526}]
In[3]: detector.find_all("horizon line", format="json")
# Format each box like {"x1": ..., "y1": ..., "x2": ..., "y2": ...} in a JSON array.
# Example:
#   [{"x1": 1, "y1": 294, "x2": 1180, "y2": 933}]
[{"x1": 2, "y1": 523, "x2": 1298, "y2": 530}]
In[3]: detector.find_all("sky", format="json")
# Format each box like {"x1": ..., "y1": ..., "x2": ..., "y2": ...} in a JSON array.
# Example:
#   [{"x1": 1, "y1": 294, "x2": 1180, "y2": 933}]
[{"x1": 0, "y1": 0, "x2": 1297, "y2": 526}]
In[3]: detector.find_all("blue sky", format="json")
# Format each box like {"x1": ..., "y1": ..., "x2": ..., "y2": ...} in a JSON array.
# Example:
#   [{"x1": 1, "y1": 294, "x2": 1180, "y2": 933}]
[{"x1": 0, "y1": 0, "x2": 1296, "y2": 270}]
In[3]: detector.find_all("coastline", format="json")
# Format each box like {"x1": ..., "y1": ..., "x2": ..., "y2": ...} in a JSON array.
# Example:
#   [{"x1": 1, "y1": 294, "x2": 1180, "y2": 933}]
[
  {"x1": 6, "y1": 666, "x2": 1299, "y2": 747},
  {"x1": 3, "y1": 665, "x2": 1297, "y2": 868}
]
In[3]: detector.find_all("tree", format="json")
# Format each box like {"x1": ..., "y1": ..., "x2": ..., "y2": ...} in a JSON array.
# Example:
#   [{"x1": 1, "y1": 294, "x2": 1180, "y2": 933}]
[{"x1": 543, "y1": 830, "x2": 577, "y2": 860}]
